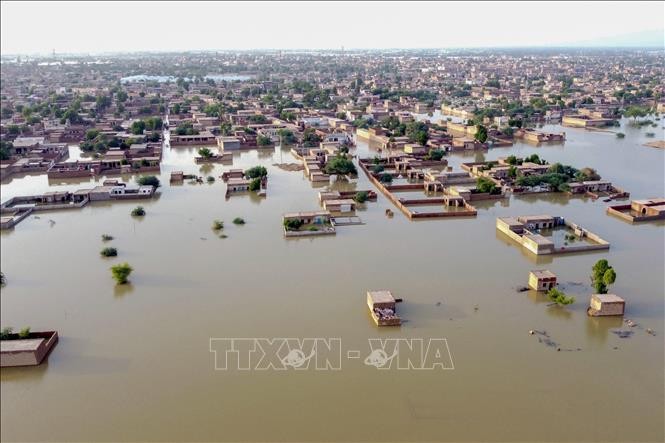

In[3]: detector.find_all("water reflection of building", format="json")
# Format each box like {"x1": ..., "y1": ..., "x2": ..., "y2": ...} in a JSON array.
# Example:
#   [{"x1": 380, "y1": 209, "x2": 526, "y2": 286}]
[{"x1": 585, "y1": 316, "x2": 624, "y2": 345}]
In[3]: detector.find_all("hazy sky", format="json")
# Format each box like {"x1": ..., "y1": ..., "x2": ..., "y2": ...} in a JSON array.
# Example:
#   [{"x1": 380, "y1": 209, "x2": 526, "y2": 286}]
[{"x1": 1, "y1": 1, "x2": 663, "y2": 54}]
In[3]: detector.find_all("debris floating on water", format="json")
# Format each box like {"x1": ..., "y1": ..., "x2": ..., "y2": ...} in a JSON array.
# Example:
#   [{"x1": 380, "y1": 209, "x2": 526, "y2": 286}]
[{"x1": 612, "y1": 330, "x2": 634, "y2": 339}]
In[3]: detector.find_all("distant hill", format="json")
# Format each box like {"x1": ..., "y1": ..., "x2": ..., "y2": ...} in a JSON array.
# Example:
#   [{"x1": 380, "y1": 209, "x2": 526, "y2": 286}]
[{"x1": 566, "y1": 29, "x2": 664, "y2": 48}]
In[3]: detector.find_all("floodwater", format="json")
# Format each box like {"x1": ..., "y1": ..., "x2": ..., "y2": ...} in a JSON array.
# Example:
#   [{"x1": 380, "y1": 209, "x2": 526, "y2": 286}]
[{"x1": 1, "y1": 118, "x2": 664, "y2": 442}]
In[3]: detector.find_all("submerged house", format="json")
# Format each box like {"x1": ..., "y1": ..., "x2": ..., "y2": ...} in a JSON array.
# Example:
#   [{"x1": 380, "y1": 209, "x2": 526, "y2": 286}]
[
  {"x1": 528, "y1": 270, "x2": 557, "y2": 291},
  {"x1": 587, "y1": 294, "x2": 625, "y2": 317}
]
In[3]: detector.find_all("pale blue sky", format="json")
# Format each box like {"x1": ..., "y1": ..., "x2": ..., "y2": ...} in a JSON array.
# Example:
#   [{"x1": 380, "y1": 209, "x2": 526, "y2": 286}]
[{"x1": 1, "y1": 1, "x2": 663, "y2": 54}]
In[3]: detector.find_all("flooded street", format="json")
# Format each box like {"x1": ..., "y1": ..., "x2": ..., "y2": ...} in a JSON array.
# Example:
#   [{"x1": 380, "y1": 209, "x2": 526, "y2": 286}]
[{"x1": 1, "y1": 119, "x2": 663, "y2": 442}]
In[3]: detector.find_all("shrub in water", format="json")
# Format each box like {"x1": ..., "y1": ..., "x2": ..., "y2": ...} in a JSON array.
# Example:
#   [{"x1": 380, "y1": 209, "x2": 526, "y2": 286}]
[
  {"x1": 100, "y1": 247, "x2": 118, "y2": 257},
  {"x1": 131, "y1": 206, "x2": 146, "y2": 216},
  {"x1": 111, "y1": 262, "x2": 133, "y2": 284}
]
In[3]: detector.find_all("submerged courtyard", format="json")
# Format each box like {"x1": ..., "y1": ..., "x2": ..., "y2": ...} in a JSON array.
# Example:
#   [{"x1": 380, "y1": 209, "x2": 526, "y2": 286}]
[{"x1": 1, "y1": 114, "x2": 663, "y2": 441}]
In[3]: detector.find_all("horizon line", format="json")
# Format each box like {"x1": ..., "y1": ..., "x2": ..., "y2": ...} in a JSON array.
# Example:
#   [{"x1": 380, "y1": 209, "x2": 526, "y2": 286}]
[{"x1": 2, "y1": 45, "x2": 664, "y2": 58}]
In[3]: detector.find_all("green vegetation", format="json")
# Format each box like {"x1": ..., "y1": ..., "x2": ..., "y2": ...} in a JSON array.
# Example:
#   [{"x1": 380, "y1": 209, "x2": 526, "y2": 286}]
[
  {"x1": 284, "y1": 219, "x2": 303, "y2": 231},
  {"x1": 354, "y1": 191, "x2": 369, "y2": 203},
  {"x1": 425, "y1": 148, "x2": 446, "y2": 161},
  {"x1": 100, "y1": 247, "x2": 118, "y2": 257},
  {"x1": 233, "y1": 217, "x2": 245, "y2": 225},
  {"x1": 131, "y1": 206, "x2": 146, "y2": 216},
  {"x1": 547, "y1": 288, "x2": 575, "y2": 306},
  {"x1": 111, "y1": 262, "x2": 133, "y2": 285},
  {"x1": 475, "y1": 177, "x2": 501, "y2": 195},
  {"x1": 175, "y1": 122, "x2": 199, "y2": 135},
  {"x1": 245, "y1": 166, "x2": 268, "y2": 178},
  {"x1": 0, "y1": 327, "x2": 12, "y2": 340},
  {"x1": 277, "y1": 129, "x2": 297, "y2": 145},
  {"x1": 379, "y1": 173, "x2": 393, "y2": 183},
  {"x1": 249, "y1": 177, "x2": 261, "y2": 191},
  {"x1": 18, "y1": 327, "x2": 31, "y2": 339},
  {"x1": 0, "y1": 271, "x2": 5, "y2": 286},
  {"x1": 248, "y1": 114, "x2": 268, "y2": 124},
  {"x1": 372, "y1": 164, "x2": 385, "y2": 174},
  {"x1": 624, "y1": 105, "x2": 649, "y2": 120},
  {"x1": 101, "y1": 234, "x2": 114, "y2": 242},
  {"x1": 474, "y1": 125, "x2": 488, "y2": 143},
  {"x1": 0, "y1": 141, "x2": 12, "y2": 160},
  {"x1": 324, "y1": 155, "x2": 357, "y2": 175},
  {"x1": 592, "y1": 259, "x2": 617, "y2": 294},
  {"x1": 257, "y1": 135, "x2": 272, "y2": 146},
  {"x1": 137, "y1": 175, "x2": 160, "y2": 187},
  {"x1": 198, "y1": 147, "x2": 214, "y2": 158},
  {"x1": 302, "y1": 128, "x2": 322, "y2": 147},
  {"x1": 212, "y1": 220, "x2": 224, "y2": 230},
  {"x1": 131, "y1": 120, "x2": 146, "y2": 135},
  {"x1": 514, "y1": 161, "x2": 599, "y2": 191}
]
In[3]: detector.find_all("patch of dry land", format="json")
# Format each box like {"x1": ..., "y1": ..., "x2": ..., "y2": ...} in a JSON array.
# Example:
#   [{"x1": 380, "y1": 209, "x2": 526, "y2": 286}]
[
  {"x1": 273, "y1": 163, "x2": 305, "y2": 171},
  {"x1": 643, "y1": 140, "x2": 665, "y2": 149}
]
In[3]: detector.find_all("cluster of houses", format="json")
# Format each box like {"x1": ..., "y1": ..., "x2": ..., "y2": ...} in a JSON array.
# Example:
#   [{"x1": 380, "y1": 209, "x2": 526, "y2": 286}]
[
  {"x1": 527, "y1": 270, "x2": 626, "y2": 318},
  {"x1": 1, "y1": 180, "x2": 156, "y2": 229}
]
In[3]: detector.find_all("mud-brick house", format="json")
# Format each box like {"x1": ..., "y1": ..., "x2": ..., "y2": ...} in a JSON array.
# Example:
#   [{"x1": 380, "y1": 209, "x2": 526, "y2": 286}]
[
  {"x1": 587, "y1": 294, "x2": 625, "y2": 317},
  {"x1": 528, "y1": 270, "x2": 557, "y2": 291}
]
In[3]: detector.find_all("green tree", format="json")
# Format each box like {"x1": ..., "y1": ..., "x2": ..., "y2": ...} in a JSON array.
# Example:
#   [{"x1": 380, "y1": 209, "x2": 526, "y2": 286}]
[
  {"x1": 137, "y1": 176, "x2": 160, "y2": 187},
  {"x1": 354, "y1": 191, "x2": 369, "y2": 203},
  {"x1": 284, "y1": 219, "x2": 303, "y2": 231},
  {"x1": 131, "y1": 206, "x2": 146, "y2": 216},
  {"x1": 18, "y1": 327, "x2": 31, "y2": 339},
  {"x1": 547, "y1": 288, "x2": 575, "y2": 306},
  {"x1": 324, "y1": 155, "x2": 357, "y2": 175},
  {"x1": 257, "y1": 135, "x2": 272, "y2": 146},
  {"x1": 379, "y1": 173, "x2": 393, "y2": 183},
  {"x1": 249, "y1": 177, "x2": 261, "y2": 191},
  {"x1": 245, "y1": 166, "x2": 267, "y2": 178},
  {"x1": 474, "y1": 125, "x2": 488, "y2": 143},
  {"x1": 100, "y1": 247, "x2": 118, "y2": 257},
  {"x1": 111, "y1": 263, "x2": 133, "y2": 284},
  {"x1": 426, "y1": 148, "x2": 445, "y2": 161},
  {"x1": 131, "y1": 120, "x2": 146, "y2": 135},
  {"x1": 476, "y1": 177, "x2": 499, "y2": 194},
  {"x1": 0, "y1": 327, "x2": 12, "y2": 339},
  {"x1": 302, "y1": 128, "x2": 322, "y2": 147},
  {"x1": 592, "y1": 259, "x2": 617, "y2": 294},
  {"x1": 198, "y1": 147, "x2": 214, "y2": 158}
]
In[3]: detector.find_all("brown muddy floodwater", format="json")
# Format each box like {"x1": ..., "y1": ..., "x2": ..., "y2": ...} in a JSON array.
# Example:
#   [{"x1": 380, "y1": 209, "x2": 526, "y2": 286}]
[{"x1": 1, "y1": 118, "x2": 664, "y2": 442}]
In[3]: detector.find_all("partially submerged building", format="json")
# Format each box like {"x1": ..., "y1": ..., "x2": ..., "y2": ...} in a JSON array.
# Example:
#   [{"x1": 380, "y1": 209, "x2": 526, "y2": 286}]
[
  {"x1": 587, "y1": 294, "x2": 625, "y2": 317},
  {"x1": 528, "y1": 270, "x2": 557, "y2": 291},
  {"x1": 496, "y1": 215, "x2": 610, "y2": 256},
  {"x1": 607, "y1": 198, "x2": 665, "y2": 223},
  {"x1": 367, "y1": 290, "x2": 402, "y2": 326}
]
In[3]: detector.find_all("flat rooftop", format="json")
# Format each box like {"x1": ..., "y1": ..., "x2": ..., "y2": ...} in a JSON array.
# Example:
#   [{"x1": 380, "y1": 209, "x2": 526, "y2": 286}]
[
  {"x1": 367, "y1": 290, "x2": 395, "y2": 304},
  {"x1": 593, "y1": 294, "x2": 625, "y2": 303},
  {"x1": 530, "y1": 270, "x2": 556, "y2": 279},
  {"x1": 1, "y1": 338, "x2": 44, "y2": 352}
]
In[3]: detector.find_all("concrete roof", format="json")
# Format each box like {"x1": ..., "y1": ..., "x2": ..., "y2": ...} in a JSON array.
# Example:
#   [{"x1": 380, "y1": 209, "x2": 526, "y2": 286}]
[
  {"x1": 1, "y1": 338, "x2": 43, "y2": 352},
  {"x1": 592, "y1": 294, "x2": 625, "y2": 303},
  {"x1": 367, "y1": 290, "x2": 395, "y2": 304},
  {"x1": 530, "y1": 270, "x2": 556, "y2": 279}
]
